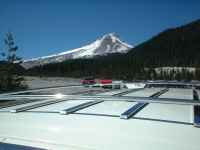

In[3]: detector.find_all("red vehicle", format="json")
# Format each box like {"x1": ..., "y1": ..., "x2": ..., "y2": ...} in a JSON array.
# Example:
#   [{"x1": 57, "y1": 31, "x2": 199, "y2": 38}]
[
  {"x1": 81, "y1": 77, "x2": 96, "y2": 85},
  {"x1": 99, "y1": 79, "x2": 112, "y2": 84}
]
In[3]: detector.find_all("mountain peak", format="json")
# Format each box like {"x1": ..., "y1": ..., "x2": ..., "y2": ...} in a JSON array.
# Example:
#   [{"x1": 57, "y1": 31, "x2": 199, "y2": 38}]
[
  {"x1": 100, "y1": 33, "x2": 119, "y2": 43},
  {"x1": 102, "y1": 33, "x2": 118, "y2": 38},
  {"x1": 22, "y1": 33, "x2": 133, "y2": 69},
  {"x1": 100, "y1": 33, "x2": 133, "y2": 48}
]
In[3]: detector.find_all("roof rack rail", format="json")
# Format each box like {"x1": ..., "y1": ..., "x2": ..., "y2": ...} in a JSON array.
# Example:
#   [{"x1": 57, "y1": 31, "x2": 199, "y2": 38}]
[
  {"x1": 120, "y1": 102, "x2": 148, "y2": 119},
  {"x1": 60, "y1": 100, "x2": 103, "y2": 115},
  {"x1": 2, "y1": 94, "x2": 200, "y2": 106},
  {"x1": 10, "y1": 99, "x2": 67, "y2": 113},
  {"x1": 0, "y1": 99, "x2": 38, "y2": 109},
  {"x1": 193, "y1": 88, "x2": 200, "y2": 127}
]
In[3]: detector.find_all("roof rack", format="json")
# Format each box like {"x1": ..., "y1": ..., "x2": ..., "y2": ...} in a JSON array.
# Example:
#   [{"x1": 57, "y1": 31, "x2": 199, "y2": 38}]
[{"x1": 1, "y1": 86, "x2": 200, "y2": 127}]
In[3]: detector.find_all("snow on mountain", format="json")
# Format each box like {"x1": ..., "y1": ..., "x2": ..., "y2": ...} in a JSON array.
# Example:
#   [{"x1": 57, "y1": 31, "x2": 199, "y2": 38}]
[{"x1": 22, "y1": 33, "x2": 133, "y2": 69}]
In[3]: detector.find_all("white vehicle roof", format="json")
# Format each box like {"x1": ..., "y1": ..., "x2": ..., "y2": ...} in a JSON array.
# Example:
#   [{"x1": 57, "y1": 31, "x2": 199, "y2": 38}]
[{"x1": 0, "y1": 84, "x2": 200, "y2": 150}]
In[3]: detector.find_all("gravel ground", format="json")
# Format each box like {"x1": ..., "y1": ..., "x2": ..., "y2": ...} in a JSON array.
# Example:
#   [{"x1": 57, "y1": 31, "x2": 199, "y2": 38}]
[{"x1": 24, "y1": 76, "x2": 81, "y2": 89}]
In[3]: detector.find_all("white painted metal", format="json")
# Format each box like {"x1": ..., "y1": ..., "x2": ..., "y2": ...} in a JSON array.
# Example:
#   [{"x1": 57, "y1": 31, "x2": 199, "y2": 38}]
[
  {"x1": 77, "y1": 101, "x2": 137, "y2": 116},
  {"x1": 159, "y1": 88, "x2": 193, "y2": 100},
  {"x1": 0, "y1": 113, "x2": 200, "y2": 150},
  {"x1": 135, "y1": 103, "x2": 192, "y2": 123}
]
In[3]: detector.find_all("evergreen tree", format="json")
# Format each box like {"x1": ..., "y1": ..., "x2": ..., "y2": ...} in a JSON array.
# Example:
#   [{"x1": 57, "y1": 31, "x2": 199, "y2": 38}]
[{"x1": 0, "y1": 32, "x2": 26, "y2": 91}]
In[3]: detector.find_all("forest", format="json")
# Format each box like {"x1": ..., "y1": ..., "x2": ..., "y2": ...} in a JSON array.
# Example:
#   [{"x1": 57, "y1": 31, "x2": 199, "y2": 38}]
[{"x1": 26, "y1": 19, "x2": 200, "y2": 81}]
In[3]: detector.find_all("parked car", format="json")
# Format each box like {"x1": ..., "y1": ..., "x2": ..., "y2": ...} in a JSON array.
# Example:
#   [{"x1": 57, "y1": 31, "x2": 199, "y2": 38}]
[
  {"x1": 81, "y1": 77, "x2": 96, "y2": 85},
  {"x1": 99, "y1": 79, "x2": 112, "y2": 84}
]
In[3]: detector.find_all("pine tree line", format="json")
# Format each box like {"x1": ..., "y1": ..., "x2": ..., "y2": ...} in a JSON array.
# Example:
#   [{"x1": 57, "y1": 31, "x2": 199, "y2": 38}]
[{"x1": 0, "y1": 32, "x2": 26, "y2": 92}]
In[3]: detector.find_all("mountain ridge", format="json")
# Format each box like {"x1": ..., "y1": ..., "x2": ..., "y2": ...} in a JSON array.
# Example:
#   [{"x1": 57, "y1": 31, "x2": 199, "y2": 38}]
[{"x1": 22, "y1": 33, "x2": 132, "y2": 69}]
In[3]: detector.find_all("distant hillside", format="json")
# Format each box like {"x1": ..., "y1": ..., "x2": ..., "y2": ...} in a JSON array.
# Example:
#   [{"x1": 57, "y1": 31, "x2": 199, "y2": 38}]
[
  {"x1": 128, "y1": 19, "x2": 200, "y2": 67},
  {"x1": 26, "y1": 19, "x2": 200, "y2": 80}
]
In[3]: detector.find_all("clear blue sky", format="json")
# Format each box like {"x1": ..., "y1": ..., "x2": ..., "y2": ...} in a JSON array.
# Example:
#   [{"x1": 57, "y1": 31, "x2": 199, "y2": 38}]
[{"x1": 0, "y1": 0, "x2": 200, "y2": 59}]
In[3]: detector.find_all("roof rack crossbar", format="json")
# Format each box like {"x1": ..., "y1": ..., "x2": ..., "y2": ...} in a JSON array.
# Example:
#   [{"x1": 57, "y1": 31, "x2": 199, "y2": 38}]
[
  {"x1": 10, "y1": 99, "x2": 66, "y2": 113},
  {"x1": 192, "y1": 89, "x2": 200, "y2": 127},
  {"x1": 0, "y1": 100, "x2": 38, "y2": 109},
  {"x1": 60, "y1": 100, "x2": 103, "y2": 115},
  {"x1": 120, "y1": 102, "x2": 148, "y2": 119},
  {"x1": 1, "y1": 95, "x2": 200, "y2": 106},
  {"x1": 193, "y1": 105, "x2": 200, "y2": 127},
  {"x1": 193, "y1": 89, "x2": 199, "y2": 101},
  {"x1": 150, "y1": 88, "x2": 169, "y2": 98}
]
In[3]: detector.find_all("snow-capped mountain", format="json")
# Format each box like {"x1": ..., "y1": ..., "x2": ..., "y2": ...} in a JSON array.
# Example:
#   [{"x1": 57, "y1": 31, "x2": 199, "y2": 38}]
[{"x1": 22, "y1": 33, "x2": 133, "y2": 69}]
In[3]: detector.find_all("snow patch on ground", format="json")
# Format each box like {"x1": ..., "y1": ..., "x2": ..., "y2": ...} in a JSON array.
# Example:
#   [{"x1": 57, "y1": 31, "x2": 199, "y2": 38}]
[{"x1": 125, "y1": 83, "x2": 145, "y2": 89}]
